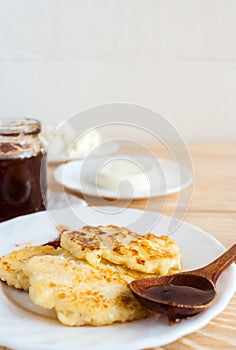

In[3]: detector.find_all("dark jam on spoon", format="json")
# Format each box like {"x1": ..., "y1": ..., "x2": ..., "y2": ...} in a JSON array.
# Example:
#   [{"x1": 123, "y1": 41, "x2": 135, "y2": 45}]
[
  {"x1": 143, "y1": 284, "x2": 214, "y2": 306},
  {"x1": 142, "y1": 284, "x2": 215, "y2": 323}
]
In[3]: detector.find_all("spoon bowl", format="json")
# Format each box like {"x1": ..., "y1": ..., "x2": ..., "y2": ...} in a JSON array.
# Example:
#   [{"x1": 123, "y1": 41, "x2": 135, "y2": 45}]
[{"x1": 130, "y1": 244, "x2": 236, "y2": 323}]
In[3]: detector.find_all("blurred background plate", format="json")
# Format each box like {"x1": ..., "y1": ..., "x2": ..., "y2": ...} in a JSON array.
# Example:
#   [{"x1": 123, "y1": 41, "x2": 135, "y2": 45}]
[{"x1": 54, "y1": 156, "x2": 193, "y2": 199}]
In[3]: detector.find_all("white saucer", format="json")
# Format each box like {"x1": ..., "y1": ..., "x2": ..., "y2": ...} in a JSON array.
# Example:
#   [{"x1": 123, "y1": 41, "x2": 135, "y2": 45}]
[{"x1": 54, "y1": 156, "x2": 193, "y2": 199}]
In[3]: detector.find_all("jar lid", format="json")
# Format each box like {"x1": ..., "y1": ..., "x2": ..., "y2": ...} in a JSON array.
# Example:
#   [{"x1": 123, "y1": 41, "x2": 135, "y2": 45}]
[{"x1": 0, "y1": 118, "x2": 41, "y2": 136}]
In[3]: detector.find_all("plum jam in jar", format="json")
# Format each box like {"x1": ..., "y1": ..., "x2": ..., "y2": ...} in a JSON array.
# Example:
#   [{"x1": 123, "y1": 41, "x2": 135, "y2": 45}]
[{"x1": 0, "y1": 118, "x2": 47, "y2": 222}]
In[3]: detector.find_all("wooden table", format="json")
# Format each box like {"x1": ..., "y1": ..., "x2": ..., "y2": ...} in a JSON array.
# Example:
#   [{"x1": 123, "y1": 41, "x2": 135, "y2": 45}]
[{"x1": 1, "y1": 142, "x2": 235, "y2": 350}]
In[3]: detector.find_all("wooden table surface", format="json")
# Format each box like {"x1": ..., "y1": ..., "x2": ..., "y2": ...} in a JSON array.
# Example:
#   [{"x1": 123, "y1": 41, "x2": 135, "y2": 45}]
[{"x1": 1, "y1": 142, "x2": 235, "y2": 350}]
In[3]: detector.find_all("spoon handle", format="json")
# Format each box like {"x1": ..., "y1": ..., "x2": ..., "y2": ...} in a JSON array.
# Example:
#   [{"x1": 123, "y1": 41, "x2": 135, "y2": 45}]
[{"x1": 191, "y1": 244, "x2": 236, "y2": 283}]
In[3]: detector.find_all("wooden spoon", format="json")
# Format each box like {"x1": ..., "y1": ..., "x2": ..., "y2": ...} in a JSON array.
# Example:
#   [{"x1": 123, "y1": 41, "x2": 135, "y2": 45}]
[{"x1": 129, "y1": 244, "x2": 236, "y2": 323}]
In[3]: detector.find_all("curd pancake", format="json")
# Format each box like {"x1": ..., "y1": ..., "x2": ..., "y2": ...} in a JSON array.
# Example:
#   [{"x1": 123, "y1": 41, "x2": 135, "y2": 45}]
[
  {"x1": 61, "y1": 225, "x2": 181, "y2": 274},
  {"x1": 23, "y1": 255, "x2": 150, "y2": 326},
  {"x1": 0, "y1": 245, "x2": 62, "y2": 291}
]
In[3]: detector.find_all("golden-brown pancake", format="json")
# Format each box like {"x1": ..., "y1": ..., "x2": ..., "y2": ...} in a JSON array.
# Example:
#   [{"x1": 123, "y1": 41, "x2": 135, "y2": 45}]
[{"x1": 61, "y1": 225, "x2": 181, "y2": 274}]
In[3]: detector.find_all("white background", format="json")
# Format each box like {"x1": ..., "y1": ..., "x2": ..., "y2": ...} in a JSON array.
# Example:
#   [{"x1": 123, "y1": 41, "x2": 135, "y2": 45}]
[{"x1": 0, "y1": 0, "x2": 236, "y2": 141}]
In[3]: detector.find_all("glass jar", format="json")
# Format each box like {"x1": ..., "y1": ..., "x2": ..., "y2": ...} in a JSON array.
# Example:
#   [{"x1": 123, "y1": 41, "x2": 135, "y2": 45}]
[{"x1": 0, "y1": 118, "x2": 47, "y2": 222}]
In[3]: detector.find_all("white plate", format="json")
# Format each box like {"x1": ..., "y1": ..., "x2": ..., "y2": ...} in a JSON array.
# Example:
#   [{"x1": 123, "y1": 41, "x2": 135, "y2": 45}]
[
  {"x1": 48, "y1": 140, "x2": 119, "y2": 163},
  {"x1": 0, "y1": 207, "x2": 235, "y2": 350},
  {"x1": 54, "y1": 157, "x2": 193, "y2": 199}
]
